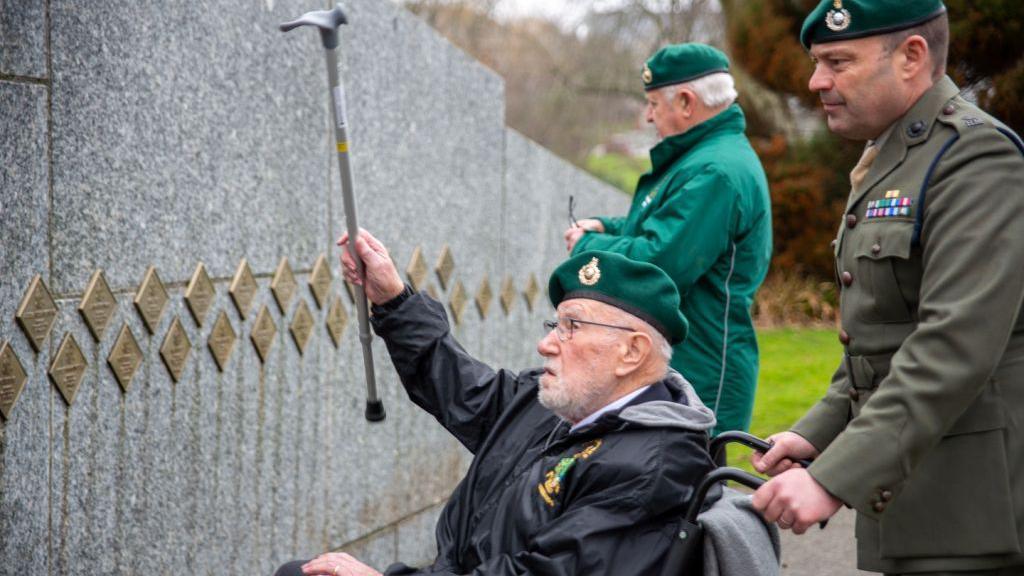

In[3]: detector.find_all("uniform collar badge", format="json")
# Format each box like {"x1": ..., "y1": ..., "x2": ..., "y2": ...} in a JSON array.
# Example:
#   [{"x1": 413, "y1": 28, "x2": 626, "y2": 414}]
[
  {"x1": 579, "y1": 257, "x2": 601, "y2": 286},
  {"x1": 826, "y1": 0, "x2": 851, "y2": 32},
  {"x1": 642, "y1": 64, "x2": 653, "y2": 85}
]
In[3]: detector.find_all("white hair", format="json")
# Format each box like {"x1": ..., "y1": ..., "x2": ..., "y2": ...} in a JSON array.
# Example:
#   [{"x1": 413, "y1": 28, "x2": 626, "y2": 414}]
[
  {"x1": 660, "y1": 72, "x2": 738, "y2": 109},
  {"x1": 602, "y1": 306, "x2": 674, "y2": 365}
]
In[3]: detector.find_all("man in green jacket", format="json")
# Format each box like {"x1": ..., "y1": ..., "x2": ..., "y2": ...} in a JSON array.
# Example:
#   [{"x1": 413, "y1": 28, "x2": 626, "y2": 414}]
[
  {"x1": 564, "y1": 43, "x2": 772, "y2": 438},
  {"x1": 752, "y1": 1, "x2": 1024, "y2": 574}
]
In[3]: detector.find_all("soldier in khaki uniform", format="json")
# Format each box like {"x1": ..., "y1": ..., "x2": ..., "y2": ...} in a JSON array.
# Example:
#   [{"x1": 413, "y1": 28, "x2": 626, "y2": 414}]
[{"x1": 750, "y1": 1, "x2": 1024, "y2": 575}]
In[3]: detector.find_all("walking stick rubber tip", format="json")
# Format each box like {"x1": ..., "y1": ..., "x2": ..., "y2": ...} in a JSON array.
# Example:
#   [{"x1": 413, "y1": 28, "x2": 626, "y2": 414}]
[{"x1": 365, "y1": 400, "x2": 386, "y2": 422}]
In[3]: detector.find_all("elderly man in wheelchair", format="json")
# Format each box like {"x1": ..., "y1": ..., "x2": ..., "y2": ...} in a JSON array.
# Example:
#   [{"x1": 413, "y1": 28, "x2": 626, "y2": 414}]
[{"x1": 274, "y1": 230, "x2": 778, "y2": 576}]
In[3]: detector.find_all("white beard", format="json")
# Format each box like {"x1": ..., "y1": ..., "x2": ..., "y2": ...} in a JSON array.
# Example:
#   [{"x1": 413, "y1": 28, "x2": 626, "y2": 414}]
[{"x1": 538, "y1": 372, "x2": 605, "y2": 423}]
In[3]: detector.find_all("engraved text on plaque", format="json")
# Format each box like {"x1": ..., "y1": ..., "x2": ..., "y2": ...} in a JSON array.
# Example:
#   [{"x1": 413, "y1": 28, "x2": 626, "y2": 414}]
[
  {"x1": 185, "y1": 263, "x2": 216, "y2": 327},
  {"x1": 0, "y1": 342, "x2": 28, "y2": 420},
  {"x1": 16, "y1": 275, "x2": 58, "y2": 353},
  {"x1": 135, "y1": 266, "x2": 169, "y2": 335},
  {"x1": 80, "y1": 270, "x2": 117, "y2": 342},
  {"x1": 49, "y1": 334, "x2": 87, "y2": 406},
  {"x1": 108, "y1": 324, "x2": 143, "y2": 393}
]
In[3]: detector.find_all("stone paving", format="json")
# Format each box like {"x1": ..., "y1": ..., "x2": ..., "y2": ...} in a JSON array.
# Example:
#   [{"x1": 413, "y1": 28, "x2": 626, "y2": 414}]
[{"x1": 779, "y1": 506, "x2": 871, "y2": 576}]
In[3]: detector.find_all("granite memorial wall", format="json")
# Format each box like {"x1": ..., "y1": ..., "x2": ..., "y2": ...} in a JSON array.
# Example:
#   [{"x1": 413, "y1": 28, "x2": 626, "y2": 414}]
[{"x1": 0, "y1": 0, "x2": 629, "y2": 573}]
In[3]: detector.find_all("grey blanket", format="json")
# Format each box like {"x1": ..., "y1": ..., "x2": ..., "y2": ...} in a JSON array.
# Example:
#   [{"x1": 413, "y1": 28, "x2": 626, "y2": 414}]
[{"x1": 701, "y1": 486, "x2": 781, "y2": 576}]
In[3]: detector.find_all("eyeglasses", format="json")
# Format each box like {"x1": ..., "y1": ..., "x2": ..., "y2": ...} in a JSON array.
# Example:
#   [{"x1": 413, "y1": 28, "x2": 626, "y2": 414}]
[{"x1": 543, "y1": 316, "x2": 636, "y2": 342}]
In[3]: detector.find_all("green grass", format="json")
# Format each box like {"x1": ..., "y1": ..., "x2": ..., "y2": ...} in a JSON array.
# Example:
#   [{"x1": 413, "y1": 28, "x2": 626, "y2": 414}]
[
  {"x1": 584, "y1": 153, "x2": 651, "y2": 195},
  {"x1": 726, "y1": 328, "x2": 842, "y2": 472}
]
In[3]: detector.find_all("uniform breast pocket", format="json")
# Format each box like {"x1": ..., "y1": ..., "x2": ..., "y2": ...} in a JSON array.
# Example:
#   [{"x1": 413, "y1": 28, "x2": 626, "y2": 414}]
[{"x1": 852, "y1": 223, "x2": 916, "y2": 324}]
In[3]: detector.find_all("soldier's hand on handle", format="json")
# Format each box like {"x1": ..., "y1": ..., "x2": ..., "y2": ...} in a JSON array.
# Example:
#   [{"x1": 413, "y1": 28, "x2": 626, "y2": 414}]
[
  {"x1": 337, "y1": 229, "x2": 405, "y2": 305},
  {"x1": 751, "y1": 431, "x2": 819, "y2": 477},
  {"x1": 751, "y1": 468, "x2": 842, "y2": 535}
]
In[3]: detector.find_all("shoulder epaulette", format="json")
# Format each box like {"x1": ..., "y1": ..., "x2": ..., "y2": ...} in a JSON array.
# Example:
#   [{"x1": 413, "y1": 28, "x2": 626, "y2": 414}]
[{"x1": 913, "y1": 98, "x2": 1024, "y2": 247}]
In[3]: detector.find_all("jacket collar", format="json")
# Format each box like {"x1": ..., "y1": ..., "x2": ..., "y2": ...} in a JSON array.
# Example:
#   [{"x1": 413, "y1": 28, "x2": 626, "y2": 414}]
[
  {"x1": 649, "y1": 104, "x2": 746, "y2": 173},
  {"x1": 563, "y1": 371, "x2": 715, "y2": 440},
  {"x1": 848, "y1": 76, "x2": 961, "y2": 209}
]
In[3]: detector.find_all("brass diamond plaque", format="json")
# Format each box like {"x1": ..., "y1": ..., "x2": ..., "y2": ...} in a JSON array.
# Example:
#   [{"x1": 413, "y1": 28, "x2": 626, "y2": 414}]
[
  {"x1": 134, "y1": 266, "x2": 169, "y2": 335},
  {"x1": 449, "y1": 281, "x2": 467, "y2": 325},
  {"x1": 230, "y1": 259, "x2": 258, "y2": 320},
  {"x1": 271, "y1": 258, "x2": 298, "y2": 314},
  {"x1": 49, "y1": 334, "x2": 87, "y2": 406},
  {"x1": 406, "y1": 246, "x2": 429, "y2": 291},
  {"x1": 309, "y1": 254, "x2": 332, "y2": 309},
  {"x1": 208, "y1": 311, "x2": 236, "y2": 372},
  {"x1": 107, "y1": 324, "x2": 142, "y2": 393},
  {"x1": 326, "y1": 295, "x2": 349, "y2": 348},
  {"x1": 0, "y1": 342, "x2": 28, "y2": 420},
  {"x1": 500, "y1": 276, "x2": 516, "y2": 315},
  {"x1": 15, "y1": 274, "x2": 58, "y2": 353},
  {"x1": 185, "y1": 263, "x2": 216, "y2": 327},
  {"x1": 523, "y1": 273, "x2": 540, "y2": 312},
  {"x1": 475, "y1": 276, "x2": 493, "y2": 319},
  {"x1": 251, "y1": 306, "x2": 277, "y2": 363},
  {"x1": 435, "y1": 245, "x2": 455, "y2": 290},
  {"x1": 79, "y1": 270, "x2": 117, "y2": 342},
  {"x1": 290, "y1": 300, "x2": 314, "y2": 355},
  {"x1": 159, "y1": 317, "x2": 191, "y2": 383}
]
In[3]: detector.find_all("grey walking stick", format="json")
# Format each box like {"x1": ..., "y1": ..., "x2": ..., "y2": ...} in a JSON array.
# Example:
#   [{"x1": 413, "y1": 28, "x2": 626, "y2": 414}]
[{"x1": 281, "y1": 5, "x2": 385, "y2": 422}]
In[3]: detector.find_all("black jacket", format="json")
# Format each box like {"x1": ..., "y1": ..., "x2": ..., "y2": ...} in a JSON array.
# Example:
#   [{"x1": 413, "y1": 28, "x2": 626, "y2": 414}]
[{"x1": 372, "y1": 292, "x2": 717, "y2": 575}]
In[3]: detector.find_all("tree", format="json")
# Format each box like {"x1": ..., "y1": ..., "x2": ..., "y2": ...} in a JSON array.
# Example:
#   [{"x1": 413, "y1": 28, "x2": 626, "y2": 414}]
[
  {"x1": 724, "y1": 0, "x2": 1024, "y2": 134},
  {"x1": 723, "y1": 0, "x2": 1024, "y2": 281}
]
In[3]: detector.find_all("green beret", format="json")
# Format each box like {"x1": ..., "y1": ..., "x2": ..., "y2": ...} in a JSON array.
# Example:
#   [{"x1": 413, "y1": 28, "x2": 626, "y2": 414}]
[
  {"x1": 801, "y1": 0, "x2": 946, "y2": 49},
  {"x1": 643, "y1": 43, "x2": 730, "y2": 91},
  {"x1": 548, "y1": 251, "x2": 689, "y2": 345}
]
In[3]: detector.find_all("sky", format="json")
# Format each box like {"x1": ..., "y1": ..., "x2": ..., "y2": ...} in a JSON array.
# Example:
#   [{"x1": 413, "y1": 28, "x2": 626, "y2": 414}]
[{"x1": 493, "y1": 0, "x2": 589, "y2": 21}]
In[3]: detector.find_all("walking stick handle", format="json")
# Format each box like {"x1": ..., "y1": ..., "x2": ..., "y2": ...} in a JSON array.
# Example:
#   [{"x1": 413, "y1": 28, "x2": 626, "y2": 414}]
[{"x1": 279, "y1": 5, "x2": 348, "y2": 49}]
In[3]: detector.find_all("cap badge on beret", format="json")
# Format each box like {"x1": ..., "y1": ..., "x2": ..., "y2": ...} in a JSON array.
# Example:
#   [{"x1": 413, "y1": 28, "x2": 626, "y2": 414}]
[
  {"x1": 578, "y1": 258, "x2": 601, "y2": 286},
  {"x1": 826, "y1": 0, "x2": 851, "y2": 32},
  {"x1": 642, "y1": 64, "x2": 653, "y2": 85}
]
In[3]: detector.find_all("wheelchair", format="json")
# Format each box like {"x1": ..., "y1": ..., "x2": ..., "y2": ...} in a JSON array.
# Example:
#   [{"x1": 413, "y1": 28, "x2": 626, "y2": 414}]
[{"x1": 658, "y1": 431, "x2": 800, "y2": 576}]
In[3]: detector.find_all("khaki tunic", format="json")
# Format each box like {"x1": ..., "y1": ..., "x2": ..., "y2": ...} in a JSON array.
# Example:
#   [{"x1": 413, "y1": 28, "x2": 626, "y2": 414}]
[{"x1": 792, "y1": 77, "x2": 1024, "y2": 573}]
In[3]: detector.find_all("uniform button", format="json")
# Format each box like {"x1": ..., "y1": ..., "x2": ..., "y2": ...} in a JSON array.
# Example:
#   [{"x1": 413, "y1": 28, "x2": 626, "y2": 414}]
[
  {"x1": 871, "y1": 243, "x2": 881, "y2": 255},
  {"x1": 880, "y1": 490, "x2": 893, "y2": 502},
  {"x1": 873, "y1": 501, "x2": 886, "y2": 513},
  {"x1": 848, "y1": 388, "x2": 860, "y2": 401},
  {"x1": 907, "y1": 121, "x2": 926, "y2": 137},
  {"x1": 846, "y1": 214, "x2": 858, "y2": 229},
  {"x1": 839, "y1": 330, "x2": 850, "y2": 345},
  {"x1": 943, "y1": 105, "x2": 956, "y2": 116},
  {"x1": 841, "y1": 271, "x2": 853, "y2": 286}
]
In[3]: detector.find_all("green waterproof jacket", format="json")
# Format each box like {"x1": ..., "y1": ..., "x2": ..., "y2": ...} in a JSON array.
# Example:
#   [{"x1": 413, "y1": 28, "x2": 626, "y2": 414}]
[{"x1": 573, "y1": 104, "x2": 772, "y2": 435}]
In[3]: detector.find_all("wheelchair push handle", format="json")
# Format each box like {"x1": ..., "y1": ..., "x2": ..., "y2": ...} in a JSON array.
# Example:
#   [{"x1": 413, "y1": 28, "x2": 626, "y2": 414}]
[
  {"x1": 684, "y1": 467, "x2": 764, "y2": 522},
  {"x1": 710, "y1": 430, "x2": 815, "y2": 469},
  {"x1": 707, "y1": 431, "x2": 828, "y2": 529}
]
